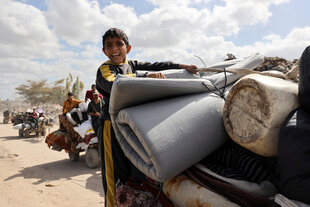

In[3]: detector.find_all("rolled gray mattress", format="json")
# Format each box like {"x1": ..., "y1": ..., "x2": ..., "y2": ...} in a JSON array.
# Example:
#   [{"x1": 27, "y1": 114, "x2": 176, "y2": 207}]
[{"x1": 109, "y1": 54, "x2": 263, "y2": 182}]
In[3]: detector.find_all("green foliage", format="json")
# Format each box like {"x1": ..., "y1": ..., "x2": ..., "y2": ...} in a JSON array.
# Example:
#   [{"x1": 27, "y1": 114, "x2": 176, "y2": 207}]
[
  {"x1": 15, "y1": 80, "x2": 52, "y2": 104},
  {"x1": 65, "y1": 73, "x2": 84, "y2": 100},
  {"x1": 71, "y1": 76, "x2": 84, "y2": 100},
  {"x1": 15, "y1": 74, "x2": 84, "y2": 105}
]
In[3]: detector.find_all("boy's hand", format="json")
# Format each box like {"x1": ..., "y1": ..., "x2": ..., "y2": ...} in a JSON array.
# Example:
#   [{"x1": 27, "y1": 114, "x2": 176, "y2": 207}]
[
  {"x1": 179, "y1": 64, "x2": 198, "y2": 74},
  {"x1": 146, "y1": 72, "x2": 166, "y2": 79}
]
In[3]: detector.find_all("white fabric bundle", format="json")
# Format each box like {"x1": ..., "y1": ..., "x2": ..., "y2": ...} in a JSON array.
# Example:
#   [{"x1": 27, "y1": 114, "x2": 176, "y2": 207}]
[{"x1": 74, "y1": 119, "x2": 93, "y2": 138}]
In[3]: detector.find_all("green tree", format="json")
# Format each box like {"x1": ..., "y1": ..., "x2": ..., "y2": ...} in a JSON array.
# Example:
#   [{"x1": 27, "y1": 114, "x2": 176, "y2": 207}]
[
  {"x1": 65, "y1": 73, "x2": 73, "y2": 93},
  {"x1": 71, "y1": 76, "x2": 84, "y2": 100},
  {"x1": 65, "y1": 73, "x2": 84, "y2": 100},
  {"x1": 15, "y1": 74, "x2": 84, "y2": 105},
  {"x1": 49, "y1": 79, "x2": 66, "y2": 105},
  {"x1": 15, "y1": 80, "x2": 51, "y2": 105}
]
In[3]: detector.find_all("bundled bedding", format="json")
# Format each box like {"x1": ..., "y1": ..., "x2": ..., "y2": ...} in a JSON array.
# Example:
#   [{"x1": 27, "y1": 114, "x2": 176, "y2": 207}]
[{"x1": 109, "y1": 54, "x2": 264, "y2": 182}]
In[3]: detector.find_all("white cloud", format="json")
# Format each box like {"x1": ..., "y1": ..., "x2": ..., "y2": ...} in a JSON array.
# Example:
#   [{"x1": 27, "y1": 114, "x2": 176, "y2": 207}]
[
  {"x1": 204, "y1": 0, "x2": 289, "y2": 36},
  {"x1": 0, "y1": 0, "x2": 59, "y2": 58},
  {"x1": 45, "y1": 0, "x2": 108, "y2": 46},
  {"x1": 147, "y1": 0, "x2": 191, "y2": 7},
  {"x1": 129, "y1": 0, "x2": 290, "y2": 52},
  {"x1": 263, "y1": 34, "x2": 281, "y2": 41},
  {"x1": 0, "y1": 0, "x2": 309, "y2": 101},
  {"x1": 45, "y1": 1, "x2": 138, "y2": 46},
  {"x1": 0, "y1": 0, "x2": 106, "y2": 100},
  {"x1": 130, "y1": 6, "x2": 211, "y2": 49},
  {"x1": 254, "y1": 27, "x2": 310, "y2": 59},
  {"x1": 133, "y1": 25, "x2": 310, "y2": 66},
  {"x1": 102, "y1": 3, "x2": 138, "y2": 30}
]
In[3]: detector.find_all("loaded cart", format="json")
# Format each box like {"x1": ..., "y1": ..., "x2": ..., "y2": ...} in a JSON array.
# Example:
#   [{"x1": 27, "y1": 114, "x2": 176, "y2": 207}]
[
  {"x1": 13, "y1": 114, "x2": 47, "y2": 137},
  {"x1": 45, "y1": 114, "x2": 100, "y2": 169}
]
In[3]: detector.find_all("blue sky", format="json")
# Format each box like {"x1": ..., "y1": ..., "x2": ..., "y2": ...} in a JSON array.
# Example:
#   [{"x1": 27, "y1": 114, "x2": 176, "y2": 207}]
[{"x1": 1, "y1": 0, "x2": 310, "y2": 101}]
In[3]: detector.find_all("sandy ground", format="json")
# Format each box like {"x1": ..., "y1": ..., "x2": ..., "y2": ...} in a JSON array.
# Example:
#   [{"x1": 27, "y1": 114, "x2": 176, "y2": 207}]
[{"x1": 0, "y1": 122, "x2": 104, "y2": 207}]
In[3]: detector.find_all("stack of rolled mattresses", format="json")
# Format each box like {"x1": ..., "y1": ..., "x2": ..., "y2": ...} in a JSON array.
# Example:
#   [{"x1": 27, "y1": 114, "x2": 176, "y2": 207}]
[
  {"x1": 109, "y1": 53, "x2": 303, "y2": 206},
  {"x1": 110, "y1": 54, "x2": 263, "y2": 182}
]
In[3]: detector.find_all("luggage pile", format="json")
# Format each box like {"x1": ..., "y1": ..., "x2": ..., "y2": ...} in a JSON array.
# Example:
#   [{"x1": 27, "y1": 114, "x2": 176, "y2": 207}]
[
  {"x1": 109, "y1": 48, "x2": 310, "y2": 207},
  {"x1": 45, "y1": 102, "x2": 100, "y2": 168}
]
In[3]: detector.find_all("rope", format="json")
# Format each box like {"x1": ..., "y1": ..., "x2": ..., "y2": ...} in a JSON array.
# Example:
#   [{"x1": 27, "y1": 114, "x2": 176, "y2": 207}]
[{"x1": 201, "y1": 67, "x2": 228, "y2": 100}]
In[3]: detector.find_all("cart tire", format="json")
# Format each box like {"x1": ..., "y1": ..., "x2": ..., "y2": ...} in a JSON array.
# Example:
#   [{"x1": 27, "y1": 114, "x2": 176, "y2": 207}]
[
  {"x1": 19, "y1": 129, "x2": 24, "y2": 137},
  {"x1": 24, "y1": 130, "x2": 30, "y2": 138},
  {"x1": 69, "y1": 151, "x2": 79, "y2": 161},
  {"x1": 85, "y1": 148, "x2": 100, "y2": 168}
]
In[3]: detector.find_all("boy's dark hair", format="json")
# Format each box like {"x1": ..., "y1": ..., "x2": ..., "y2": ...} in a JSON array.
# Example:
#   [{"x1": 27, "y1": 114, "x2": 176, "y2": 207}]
[
  {"x1": 102, "y1": 28, "x2": 129, "y2": 49},
  {"x1": 67, "y1": 92, "x2": 73, "y2": 96},
  {"x1": 91, "y1": 84, "x2": 96, "y2": 87}
]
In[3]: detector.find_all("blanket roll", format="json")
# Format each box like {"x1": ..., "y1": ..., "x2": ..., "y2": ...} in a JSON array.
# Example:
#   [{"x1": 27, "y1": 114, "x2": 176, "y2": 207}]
[
  {"x1": 45, "y1": 130, "x2": 72, "y2": 151},
  {"x1": 109, "y1": 54, "x2": 264, "y2": 182},
  {"x1": 163, "y1": 175, "x2": 240, "y2": 207},
  {"x1": 223, "y1": 74, "x2": 299, "y2": 156},
  {"x1": 114, "y1": 92, "x2": 228, "y2": 182}
]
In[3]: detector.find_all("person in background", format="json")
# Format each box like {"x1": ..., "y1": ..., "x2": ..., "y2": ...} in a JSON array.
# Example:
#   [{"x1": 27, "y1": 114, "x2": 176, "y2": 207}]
[
  {"x1": 31, "y1": 107, "x2": 38, "y2": 118},
  {"x1": 62, "y1": 92, "x2": 83, "y2": 127},
  {"x1": 11, "y1": 109, "x2": 17, "y2": 117},
  {"x1": 87, "y1": 90, "x2": 104, "y2": 135},
  {"x1": 85, "y1": 84, "x2": 103, "y2": 102},
  {"x1": 31, "y1": 107, "x2": 39, "y2": 128}
]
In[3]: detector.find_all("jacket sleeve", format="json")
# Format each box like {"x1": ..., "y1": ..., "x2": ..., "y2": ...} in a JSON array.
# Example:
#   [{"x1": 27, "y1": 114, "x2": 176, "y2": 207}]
[
  {"x1": 96, "y1": 64, "x2": 114, "y2": 94},
  {"x1": 84, "y1": 91, "x2": 89, "y2": 101},
  {"x1": 62, "y1": 101, "x2": 68, "y2": 114},
  {"x1": 74, "y1": 99, "x2": 83, "y2": 106},
  {"x1": 86, "y1": 102, "x2": 93, "y2": 114},
  {"x1": 96, "y1": 64, "x2": 136, "y2": 94},
  {"x1": 130, "y1": 60, "x2": 180, "y2": 77}
]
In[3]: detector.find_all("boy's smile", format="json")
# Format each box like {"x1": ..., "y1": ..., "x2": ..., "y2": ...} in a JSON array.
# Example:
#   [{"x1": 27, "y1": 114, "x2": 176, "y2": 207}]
[{"x1": 102, "y1": 37, "x2": 131, "y2": 65}]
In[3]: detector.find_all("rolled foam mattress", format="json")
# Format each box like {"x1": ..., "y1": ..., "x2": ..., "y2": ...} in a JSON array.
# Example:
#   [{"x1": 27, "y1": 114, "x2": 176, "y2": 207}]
[
  {"x1": 223, "y1": 74, "x2": 299, "y2": 156},
  {"x1": 114, "y1": 91, "x2": 228, "y2": 182},
  {"x1": 109, "y1": 54, "x2": 264, "y2": 182},
  {"x1": 163, "y1": 175, "x2": 240, "y2": 207}
]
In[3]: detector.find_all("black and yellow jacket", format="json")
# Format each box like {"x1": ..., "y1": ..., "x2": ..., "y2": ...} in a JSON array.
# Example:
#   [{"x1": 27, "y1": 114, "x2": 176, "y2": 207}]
[{"x1": 96, "y1": 59, "x2": 180, "y2": 119}]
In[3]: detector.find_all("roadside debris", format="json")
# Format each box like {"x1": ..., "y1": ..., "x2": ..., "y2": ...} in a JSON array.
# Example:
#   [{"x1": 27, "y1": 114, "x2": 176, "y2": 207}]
[
  {"x1": 45, "y1": 180, "x2": 59, "y2": 187},
  {"x1": 0, "y1": 153, "x2": 19, "y2": 159}
]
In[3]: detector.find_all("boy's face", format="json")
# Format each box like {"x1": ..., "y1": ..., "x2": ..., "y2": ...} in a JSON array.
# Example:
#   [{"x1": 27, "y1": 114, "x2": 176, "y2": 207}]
[{"x1": 102, "y1": 37, "x2": 131, "y2": 65}]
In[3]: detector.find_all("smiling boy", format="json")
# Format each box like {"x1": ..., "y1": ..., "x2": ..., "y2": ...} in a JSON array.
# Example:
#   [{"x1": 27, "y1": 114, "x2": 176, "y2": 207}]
[{"x1": 96, "y1": 28, "x2": 197, "y2": 207}]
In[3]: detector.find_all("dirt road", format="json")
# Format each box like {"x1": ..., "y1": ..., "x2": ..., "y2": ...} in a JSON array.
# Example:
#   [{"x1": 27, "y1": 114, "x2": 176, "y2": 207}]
[{"x1": 0, "y1": 123, "x2": 104, "y2": 207}]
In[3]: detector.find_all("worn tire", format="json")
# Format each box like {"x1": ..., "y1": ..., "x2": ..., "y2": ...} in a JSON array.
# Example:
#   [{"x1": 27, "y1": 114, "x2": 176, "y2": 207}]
[
  {"x1": 18, "y1": 129, "x2": 24, "y2": 137},
  {"x1": 85, "y1": 148, "x2": 100, "y2": 169},
  {"x1": 69, "y1": 151, "x2": 79, "y2": 161},
  {"x1": 24, "y1": 130, "x2": 30, "y2": 138}
]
